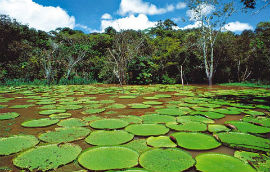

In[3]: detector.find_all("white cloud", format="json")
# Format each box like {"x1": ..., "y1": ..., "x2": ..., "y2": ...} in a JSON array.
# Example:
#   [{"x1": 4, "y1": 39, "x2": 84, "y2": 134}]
[
  {"x1": 187, "y1": 3, "x2": 215, "y2": 21},
  {"x1": 176, "y1": 2, "x2": 187, "y2": 9},
  {"x1": 101, "y1": 14, "x2": 156, "y2": 32},
  {"x1": 101, "y1": 13, "x2": 112, "y2": 20},
  {"x1": 180, "y1": 21, "x2": 202, "y2": 30},
  {"x1": 0, "y1": 0, "x2": 75, "y2": 32},
  {"x1": 118, "y1": 0, "x2": 174, "y2": 15},
  {"x1": 75, "y1": 24, "x2": 100, "y2": 33},
  {"x1": 223, "y1": 21, "x2": 253, "y2": 32}
]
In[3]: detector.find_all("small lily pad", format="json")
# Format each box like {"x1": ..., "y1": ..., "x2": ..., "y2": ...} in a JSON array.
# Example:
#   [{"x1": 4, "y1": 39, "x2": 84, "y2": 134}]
[
  {"x1": 139, "y1": 148, "x2": 195, "y2": 172},
  {"x1": 146, "y1": 136, "x2": 177, "y2": 148},
  {"x1": 49, "y1": 113, "x2": 72, "y2": 119},
  {"x1": 106, "y1": 104, "x2": 127, "y2": 109},
  {"x1": 125, "y1": 124, "x2": 169, "y2": 136},
  {"x1": 129, "y1": 104, "x2": 151, "y2": 109},
  {"x1": 13, "y1": 143, "x2": 82, "y2": 171},
  {"x1": 78, "y1": 146, "x2": 139, "y2": 170},
  {"x1": 0, "y1": 112, "x2": 20, "y2": 120},
  {"x1": 58, "y1": 118, "x2": 88, "y2": 127},
  {"x1": 22, "y1": 118, "x2": 59, "y2": 128},
  {"x1": 119, "y1": 96, "x2": 137, "y2": 99},
  {"x1": 171, "y1": 132, "x2": 221, "y2": 150},
  {"x1": 85, "y1": 130, "x2": 134, "y2": 146},
  {"x1": 154, "y1": 94, "x2": 172, "y2": 98},
  {"x1": 39, "y1": 127, "x2": 91, "y2": 143},
  {"x1": 195, "y1": 153, "x2": 256, "y2": 172},
  {"x1": 82, "y1": 108, "x2": 106, "y2": 114},
  {"x1": 8, "y1": 104, "x2": 34, "y2": 109},
  {"x1": 0, "y1": 135, "x2": 39, "y2": 155},
  {"x1": 142, "y1": 101, "x2": 163, "y2": 105},
  {"x1": 90, "y1": 119, "x2": 129, "y2": 129},
  {"x1": 39, "y1": 109, "x2": 66, "y2": 115}
]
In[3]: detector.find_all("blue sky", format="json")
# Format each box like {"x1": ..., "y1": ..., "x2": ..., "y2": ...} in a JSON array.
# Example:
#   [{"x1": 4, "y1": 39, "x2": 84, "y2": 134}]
[{"x1": 0, "y1": 0, "x2": 269, "y2": 33}]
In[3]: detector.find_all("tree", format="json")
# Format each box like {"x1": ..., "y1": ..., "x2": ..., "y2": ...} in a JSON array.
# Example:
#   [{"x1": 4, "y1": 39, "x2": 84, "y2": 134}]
[
  {"x1": 187, "y1": 0, "x2": 234, "y2": 86},
  {"x1": 107, "y1": 30, "x2": 145, "y2": 86}
]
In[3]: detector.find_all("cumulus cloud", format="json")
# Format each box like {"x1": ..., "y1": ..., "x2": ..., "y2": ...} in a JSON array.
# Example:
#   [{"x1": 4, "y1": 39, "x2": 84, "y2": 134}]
[
  {"x1": 180, "y1": 21, "x2": 202, "y2": 30},
  {"x1": 223, "y1": 21, "x2": 253, "y2": 32},
  {"x1": 176, "y1": 2, "x2": 187, "y2": 9},
  {"x1": 118, "y1": 0, "x2": 175, "y2": 15},
  {"x1": 187, "y1": 3, "x2": 215, "y2": 21},
  {"x1": 101, "y1": 14, "x2": 156, "y2": 32},
  {"x1": 101, "y1": 13, "x2": 112, "y2": 20},
  {"x1": 0, "y1": 0, "x2": 75, "y2": 32}
]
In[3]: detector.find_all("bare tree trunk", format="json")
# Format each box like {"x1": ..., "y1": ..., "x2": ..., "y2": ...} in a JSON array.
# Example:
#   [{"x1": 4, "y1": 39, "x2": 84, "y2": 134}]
[
  {"x1": 208, "y1": 76, "x2": 213, "y2": 87},
  {"x1": 180, "y1": 65, "x2": 184, "y2": 87}
]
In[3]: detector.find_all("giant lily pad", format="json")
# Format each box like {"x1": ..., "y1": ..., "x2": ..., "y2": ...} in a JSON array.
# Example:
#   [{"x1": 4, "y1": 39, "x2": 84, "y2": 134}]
[
  {"x1": 78, "y1": 146, "x2": 139, "y2": 170},
  {"x1": 129, "y1": 104, "x2": 151, "y2": 109},
  {"x1": 171, "y1": 132, "x2": 221, "y2": 150},
  {"x1": 216, "y1": 132, "x2": 270, "y2": 152},
  {"x1": 83, "y1": 108, "x2": 106, "y2": 114},
  {"x1": 125, "y1": 124, "x2": 169, "y2": 136},
  {"x1": 0, "y1": 112, "x2": 20, "y2": 120},
  {"x1": 90, "y1": 119, "x2": 129, "y2": 129},
  {"x1": 225, "y1": 121, "x2": 270, "y2": 133},
  {"x1": 58, "y1": 118, "x2": 88, "y2": 127},
  {"x1": 13, "y1": 143, "x2": 82, "y2": 171},
  {"x1": 39, "y1": 109, "x2": 66, "y2": 115},
  {"x1": 143, "y1": 101, "x2": 163, "y2": 105},
  {"x1": 146, "y1": 136, "x2": 177, "y2": 148},
  {"x1": 195, "y1": 153, "x2": 256, "y2": 172},
  {"x1": 139, "y1": 148, "x2": 195, "y2": 172},
  {"x1": 22, "y1": 118, "x2": 59, "y2": 128},
  {"x1": 49, "y1": 113, "x2": 72, "y2": 119},
  {"x1": 123, "y1": 139, "x2": 151, "y2": 154},
  {"x1": 208, "y1": 124, "x2": 230, "y2": 133},
  {"x1": 0, "y1": 135, "x2": 39, "y2": 155},
  {"x1": 166, "y1": 122, "x2": 207, "y2": 132},
  {"x1": 242, "y1": 116, "x2": 270, "y2": 127},
  {"x1": 177, "y1": 115, "x2": 214, "y2": 124},
  {"x1": 142, "y1": 114, "x2": 176, "y2": 124},
  {"x1": 156, "y1": 108, "x2": 185, "y2": 116},
  {"x1": 85, "y1": 130, "x2": 134, "y2": 146},
  {"x1": 119, "y1": 115, "x2": 142, "y2": 124},
  {"x1": 8, "y1": 104, "x2": 34, "y2": 109},
  {"x1": 39, "y1": 127, "x2": 91, "y2": 143}
]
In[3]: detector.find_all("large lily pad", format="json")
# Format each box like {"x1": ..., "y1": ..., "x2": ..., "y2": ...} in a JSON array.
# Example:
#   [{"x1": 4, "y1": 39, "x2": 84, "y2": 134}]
[
  {"x1": 21, "y1": 118, "x2": 59, "y2": 128},
  {"x1": 82, "y1": 108, "x2": 106, "y2": 114},
  {"x1": 78, "y1": 146, "x2": 139, "y2": 170},
  {"x1": 0, "y1": 135, "x2": 39, "y2": 155},
  {"x1": 123, "y1": 139, "x2": 151, "y2": 154},
  {"x1": 39, "y1": 127, "x2": 91, "y2": 143},
  {"x1": 192, "y1": 111, "x2": 225, "y2": 119},
  {"x1": 49, "y1": 113, "x2": 72, "y2": 119},
  {"x1": 234, "y1": 151, "x2": 270, "y2": 172},
  {"x1": 90, "y1": 119, "x2": 129, "y2": 129},
  {"x1": 171, "y1": 132, "x2": 221, "y2": 150},
  {"x1": 8, "y1": 104, "x2": 34, "y2": 109},
  {"x1": 125, "y1": 124, "x2": 169, "y2": 136},
  {"x1": 143, "y1": 101, "x2": 163, "y2": 105},
  {"x1": 85, "y1": 130, "x2": 134, "y2": 146},
  {"x1": 119, "y1": 115, "x2": 142, "y2": 124},
  {"x1": 146, "y1": 136, "x2": 177, "y2": 148},
  {"x1": 225, "y1": 121, "x2": 270, "y2": 133},
  {"x1": 129, "y1": 103, "x2": 151, "y2": 109},
  {"x1": 58, "y1": 118, "x2": 88, "y2": 127},
  {"x1": 106, "y1": 104, "x2": 127, "y2": 109},
  {"x1": 139, "y1": 148, "x2": 195, "y2": 172},
  {"x1": 166, "y1": 122, "x2": 207, "y2": 132},
  {"x1": 216, "y1": 132, "x2": 270, "y2": 152},
  {"x1": 39, "y1": 109, "x2": 66, "y2": 115},
  {"x1": 208, "y1": 124, "x2": 230, "y2": 133},
  {"x1": 242, "y1": 116, "x2": 270, "y2": 127},
  {"x1": 195, "y1": 153, "x2": 256, "y2": 172},
  {"x1": 0, "y1": 112, "x2": 20, "y2": 120},
  {"x1": 156, "y1": 108, "x2": 185, "y2": 116},
  {"x1": 177, "y1": 115, "x2": 214, "y2": 124},
  {"x1": 13, "y1": 143, "x2": 82, "y2": 171},
  {"x1": 142, "y1": 114, "x2": 176, "y2": 124}
]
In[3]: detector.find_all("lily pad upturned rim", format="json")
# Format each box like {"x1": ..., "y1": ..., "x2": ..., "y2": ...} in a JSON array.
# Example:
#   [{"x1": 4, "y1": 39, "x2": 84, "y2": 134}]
[
  {"x1": 146, "y1": 136, "x2": 177, "y2": 148},
  {"x1": 195, "y1": 153, "x2": 256, "y2": 172},
  {"x1": 78, "y1": 146, "x2": 139, "y2": 171},
  {"x1": 139, "y1": 148, "x2": 195, "y2": 172}
]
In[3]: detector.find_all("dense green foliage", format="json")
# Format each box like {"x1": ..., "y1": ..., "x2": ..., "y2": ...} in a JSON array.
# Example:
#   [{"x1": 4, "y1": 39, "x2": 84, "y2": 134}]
[{"x1": 0, "y1": 15, "x2": 269, "y2": 85}]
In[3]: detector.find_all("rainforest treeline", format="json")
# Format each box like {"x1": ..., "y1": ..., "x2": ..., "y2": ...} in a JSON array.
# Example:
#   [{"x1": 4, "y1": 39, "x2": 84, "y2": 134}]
[{"x1": 0, "y1": 15, "x2": 269, "y2": 85}]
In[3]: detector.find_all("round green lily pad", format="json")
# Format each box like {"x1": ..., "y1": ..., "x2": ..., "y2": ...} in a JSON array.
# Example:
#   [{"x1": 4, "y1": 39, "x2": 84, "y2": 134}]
[
  {"x1": 21, "y1": 118, "x2": 59, "y2": 128},
  {"x1": 0, "y1": 135, "x2": 39, "y2": 155},
  {"x1": 244, "y1": 110, "x2": 265, "y2": 116},
  {"x1": 171, "y1": 132, "x2": 221, "y2": 150},
  {"x1": 83, "y1": 115, "x2": 102, "y2": 122},
  {"x1": 13, "y1": 143, "x2": 82, "y2": 171},
  {"x1": 195, "y1": 153, "x2": 256, "y2": 172},
  {"x1": 156, "y1": 108, "x2": 184, "y2": 116},
  {"x1": 78, "y1": 146, "x2": 139, "y2": 170},
  {"x1": 85, "y1": 130, "x2": 134, "y2": 146},
  {"x1": 146, "y1": 136, "x2": 177, "y2": 148},
  {"x1": 192, "y1": 111, "x2": 225, "y2": 119},
  {"x1": 106, "y1": 104, "x2": 127, "y2": 109},
  {"x1": 118, "y1": 115, "x2": 142, "y2": 124},
  {"x1": 39, "y1": 127, "x2": 91, "y2": 143},
  {"x1": 90, "y1": 119, "x2": 129, "y2": 129},
  {"x1": 123, "y1": 139, "x2": 151, "y2": 154},
  {"x1": 119, "y1": 96, "x2": 137, "y2": 99},
  {"x1": 125, "y1": 124, "x2": 169, "y2": 136},
  {"x1": 0, "y1": 112, "x2": 20, "y2": 120},
  {"x1": 242, "y1": 116, "x2": 270, "y2": 127},
  {"x1": 143, "y1": 101, "x2": 163, "y2": 105},
  {"x1": 166, "y1": 122, "x2": 207, "y2": 132},
  {"x1": 177, "y1": 115, "x2": 214, "y2": 124},
  {"x1": 208, "y1": 124, "x2": 230, "y2": 133},
  {"x1": 154, "y1": 94, "x2": 172, "y2": 98},
  {"x1": 225, "y1": 121, "x2": 270, "y2": 133},
  {"x1": 58, "y1": 118, "x2": 88, "y2": 127},
  {"x1": 143, "y1": 97, "x2": 159, "y2": 100},
  {"x1": 83, "y1": 108, "x2": 106, "y2": 114},
  {"x1": 39, "y1": 109, "x2": 66, "y2": 115},
  {"x1": 142, "y1": 114, "x2": 176, "y2": 124},
  {"x1": 49, "y1": 113, "x2": 72, "y2": 119},
  {"x1": 216, "y1": 132, "x2": 270, "y2": 152},
  {"x1": 8, "y1": 104, "x2": 34, "y2": 109},
  {"x1": 129, "y1": 104, "x2": 151, "y2": 109},
  {"x1": 139, "y1": 148, "x2": 195, "y2": 172}
]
